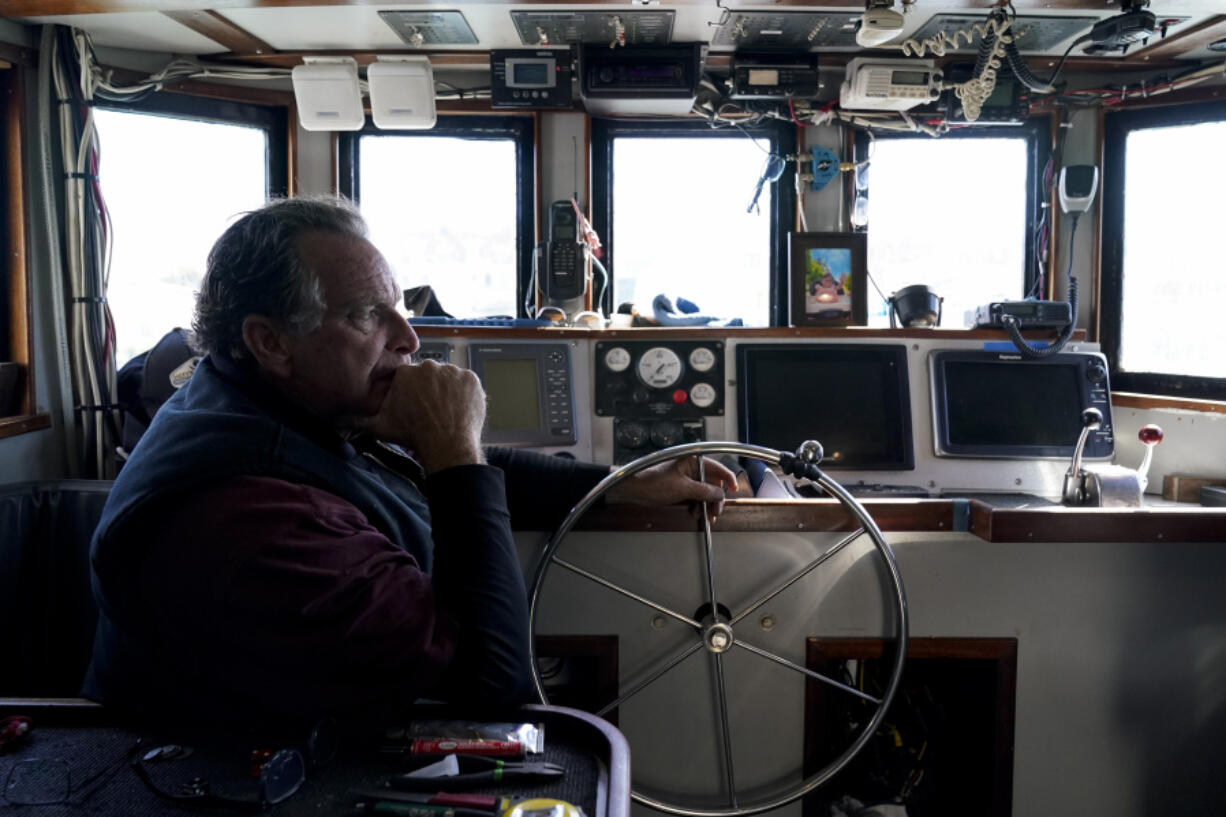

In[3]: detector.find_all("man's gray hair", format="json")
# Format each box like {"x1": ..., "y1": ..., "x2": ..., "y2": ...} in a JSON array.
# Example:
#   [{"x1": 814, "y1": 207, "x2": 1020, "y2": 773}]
[{"x1": 193, "y1": 195, "x2": 369, "y2": 360}]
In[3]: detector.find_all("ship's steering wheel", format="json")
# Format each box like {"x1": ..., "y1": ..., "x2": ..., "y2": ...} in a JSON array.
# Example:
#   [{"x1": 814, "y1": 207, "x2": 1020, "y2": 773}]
[{"x1": 528, "y1": 441, "x2": 909, "y2": 816}]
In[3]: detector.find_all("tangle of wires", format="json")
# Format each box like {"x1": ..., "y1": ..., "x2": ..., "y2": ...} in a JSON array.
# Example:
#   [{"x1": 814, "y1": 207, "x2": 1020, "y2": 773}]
[
  {"x1": 691, "y1": 77, "x2": 793, "y2": 133},
  {"x1": 47, "y1": 27, "x2": 292, "y2": 476},
  {"x1": 52, "y1": 26, "x2": 122, "y2": 478},
  {"x1": 432, "y1": 79, "x2": 493, "y2": 101},
  {"x1": 812, "y1": 659, "x2": 942, "y2": 815},
  {"x1": 1027, "y1": 149, "x2": 1057, "y2": 301},
  {"x1": 1028, "y1": 59, "x2": 1226, "y2": 112}
]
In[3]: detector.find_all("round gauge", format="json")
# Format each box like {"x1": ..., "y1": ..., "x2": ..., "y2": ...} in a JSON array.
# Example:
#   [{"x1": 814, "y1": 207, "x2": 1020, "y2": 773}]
[
  {"x1": 688, "y1": 347, "x2": 717, "y2": 373},
  {"x1": 690, "y1": 382, "x2": 717, "y2": 408},
  {"x1": 650, "y1": 420, "x2": 684, "y2": 449},
  {"x1": 615, "y1": 420, "x2": 649, "y2": 450},
  {"x1": 636, "y1": 347, "x2": 684, "y2": 389},
  {"x1": 604, "y1": 346, "x2": 632, "y2": 373}
]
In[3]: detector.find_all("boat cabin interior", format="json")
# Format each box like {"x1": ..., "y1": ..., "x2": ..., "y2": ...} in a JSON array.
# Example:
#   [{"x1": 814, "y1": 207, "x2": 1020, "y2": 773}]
[{"x1": 1, "y1": 1, "x2": 1225, "y2": 815}]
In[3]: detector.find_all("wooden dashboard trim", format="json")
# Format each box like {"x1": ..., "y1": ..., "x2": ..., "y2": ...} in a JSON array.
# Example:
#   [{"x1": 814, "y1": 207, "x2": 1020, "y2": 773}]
[
  {"x1": 412, "y1": 326, "x2": 1089, "y2": 342},
  {"x1": 1110, "y1": 391, "x2": 1226, "y2": 416},
  {"x1": 570, "y1": 499, "x2": 1226, "y2": 543}
]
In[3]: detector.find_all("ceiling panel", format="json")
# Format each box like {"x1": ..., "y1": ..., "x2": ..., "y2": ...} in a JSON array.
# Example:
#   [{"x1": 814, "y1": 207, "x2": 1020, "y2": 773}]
[
  {"x1": 9, "y1": 4, "x2": 1225, "y2": 66},
  {"x1": 17, "y1": 12, "x2": 226, "y2": 55},
  {"x1": 220, "y1": 4, "x2": 523, "y2": 52}
]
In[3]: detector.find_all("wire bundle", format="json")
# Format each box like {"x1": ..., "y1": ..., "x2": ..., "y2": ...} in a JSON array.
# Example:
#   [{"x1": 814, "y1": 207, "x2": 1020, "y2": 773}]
[
  {"x1": 1033, "y1": 60, "x2": 1226, "y2": 110},
  {"x1": 49, "y1": 26, "x2": 121, "y2": 477}
]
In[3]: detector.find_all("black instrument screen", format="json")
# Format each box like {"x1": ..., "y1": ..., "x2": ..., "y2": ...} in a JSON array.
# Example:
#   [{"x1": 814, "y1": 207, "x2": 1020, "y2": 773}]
[
  {"x1": 930, "y1": 350, "x2": 1113, "y2": 459},
  {"x1": 737, "y1": 344, "x2": 913, "y2": 470},
  {"x1": 944, "y1": 362, "x2": 1083, "y2": 447}
]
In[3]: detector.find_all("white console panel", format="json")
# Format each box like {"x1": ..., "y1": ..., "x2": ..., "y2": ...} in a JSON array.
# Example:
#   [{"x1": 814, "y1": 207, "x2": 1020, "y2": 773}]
[
  {"x1": 720, "y1": 335, "x2": 1107, "y2": 500},
  {"x1": 414, "y1": 330, "x2": 1109, "y2": 500}
]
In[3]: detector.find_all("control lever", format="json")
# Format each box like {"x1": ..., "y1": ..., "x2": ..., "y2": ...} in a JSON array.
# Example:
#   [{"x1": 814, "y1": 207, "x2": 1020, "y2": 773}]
[
  {"x1": 1062, "y1": 408, "x2": 1102, "y2": 505},
  {"x1": 1136, "y1": 424, "x2": 1163, "y2": 492},
  {"x1": 1062, "y1": 410, "x2": 1164, "y2": 507}
]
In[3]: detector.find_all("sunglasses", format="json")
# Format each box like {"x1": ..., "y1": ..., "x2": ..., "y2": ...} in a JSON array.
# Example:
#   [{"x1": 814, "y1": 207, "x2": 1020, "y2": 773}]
[{"x1": 130, "y1": 745, "x2": 306, "y2": 812}]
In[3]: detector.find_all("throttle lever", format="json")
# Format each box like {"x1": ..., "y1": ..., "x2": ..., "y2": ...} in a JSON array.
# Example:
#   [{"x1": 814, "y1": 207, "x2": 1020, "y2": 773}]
[
  {"x1": 1062, "y1": 407, "x2": 1102, "y2": 505},
  {"x1": 1136, "y1": 424, "x2": 1163, "y2": 493}
]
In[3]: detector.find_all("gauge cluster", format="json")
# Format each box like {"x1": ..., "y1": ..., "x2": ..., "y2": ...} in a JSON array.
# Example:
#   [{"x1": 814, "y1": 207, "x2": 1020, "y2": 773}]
[{"x1": 594, "y1": 340, "x2": 724, "y2": 462}]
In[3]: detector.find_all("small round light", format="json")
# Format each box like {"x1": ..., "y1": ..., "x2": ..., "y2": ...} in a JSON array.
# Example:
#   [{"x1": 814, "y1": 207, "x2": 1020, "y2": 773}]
[
  {"x1": 888, "y1": 284, "x2": 944, "y2": 328},
  {"x1": 1208, "y1": 37, "x2": 1226, "y2": 52}
]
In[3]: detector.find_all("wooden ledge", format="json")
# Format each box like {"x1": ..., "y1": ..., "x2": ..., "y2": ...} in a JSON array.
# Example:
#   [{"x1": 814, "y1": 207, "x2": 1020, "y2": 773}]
[
  {"x1": 1112, "y1": 391, "x2": 1226, "y2": 416},
  {"x1": 0, "y1": 413, "x2": 50, "y2": 440},
  {"x1": 572, "y1": 498, "x2": 1226, "y2": 543}
]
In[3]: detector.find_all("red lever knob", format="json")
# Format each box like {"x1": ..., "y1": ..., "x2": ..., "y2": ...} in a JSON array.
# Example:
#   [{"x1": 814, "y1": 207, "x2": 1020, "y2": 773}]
[{"x1": 1138, "y1": 425, "x2": 1163, "y2": 445}]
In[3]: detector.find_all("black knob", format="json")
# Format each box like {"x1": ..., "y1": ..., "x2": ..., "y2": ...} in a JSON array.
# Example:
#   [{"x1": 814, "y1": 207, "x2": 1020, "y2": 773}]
[
  {"x1": 1086, "y1": 363, "x2": 1107, "y2": 384},
  {"x1": 798, "y1": 440, "x2": 824, "y2": 465},
  {"x1": 1081, "y1": 407, "x2": 1103, "y2": 429}
]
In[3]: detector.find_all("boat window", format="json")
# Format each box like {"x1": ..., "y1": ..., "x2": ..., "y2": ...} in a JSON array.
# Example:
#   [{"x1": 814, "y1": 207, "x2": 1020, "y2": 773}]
[
  {"x1": 1101, "y1": 99, "x2": 1226, "y2": 400},
  {"x1": 861, "y1": 122, "x2": 1046, "y2": 328},
  {"x1": 591, "y1": 118, "x2": 795, "y2": 327},
  {"x1": 95, "y1": 94, "x2": 287, "y2": 366},
  {"x1": 339, "y1": 116, "x2": 535, "y2": 319}
]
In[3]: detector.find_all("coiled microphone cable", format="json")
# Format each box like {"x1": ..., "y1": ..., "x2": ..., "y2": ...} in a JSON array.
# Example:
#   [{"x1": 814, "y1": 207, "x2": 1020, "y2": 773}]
[{"x1": 1003, "y1": 212, "x2": 1081, "y2": 359}]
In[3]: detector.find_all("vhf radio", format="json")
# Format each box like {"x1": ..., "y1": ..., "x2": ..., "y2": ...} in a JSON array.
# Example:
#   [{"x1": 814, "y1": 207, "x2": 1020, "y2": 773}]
[{"x1": 540, "y1": 200, "x2": 584, "y2": 301}]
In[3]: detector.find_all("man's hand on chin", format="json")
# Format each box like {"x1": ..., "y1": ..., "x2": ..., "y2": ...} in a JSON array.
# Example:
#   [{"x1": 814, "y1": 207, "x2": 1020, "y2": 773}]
[
  {"x1": 606, "y1": 455, "x2": 738, "y2": 523},
  {"x1": 351, "y1": 361, "x2": 487, "y2": 473}
]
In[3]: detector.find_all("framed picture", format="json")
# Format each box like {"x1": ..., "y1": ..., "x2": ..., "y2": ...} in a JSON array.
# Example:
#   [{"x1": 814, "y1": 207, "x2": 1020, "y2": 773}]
[{"x1": 788, "y1": 232, "x2": 867, "y2": 327}]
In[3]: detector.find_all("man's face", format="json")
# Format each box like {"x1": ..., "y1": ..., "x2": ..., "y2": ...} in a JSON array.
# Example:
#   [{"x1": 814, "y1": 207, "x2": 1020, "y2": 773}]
[{"x1": 281, "y1": 231, "x2": 418, "y2": 423}]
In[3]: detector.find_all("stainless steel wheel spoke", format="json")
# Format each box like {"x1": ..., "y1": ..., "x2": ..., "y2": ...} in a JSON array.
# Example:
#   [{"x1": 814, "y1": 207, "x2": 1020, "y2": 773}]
[
  {"x1": 551, "y1": 555, "x2": 702, "y2": 630},
  {"x1": 712, "y1": 652, "x2": 737, "y2": 808},
  {"x1": 698, "y1": 458, "x2": 718, "y2": 612},
  {"x1": 729, "y1": 528, "x2": 864, "y2": 626},
  {"x1": 596, "y1": 639, "x2": 705, "y2": 718},
  {"x1": 733, "y1": 638, "x2": 882, "y2": 705}
]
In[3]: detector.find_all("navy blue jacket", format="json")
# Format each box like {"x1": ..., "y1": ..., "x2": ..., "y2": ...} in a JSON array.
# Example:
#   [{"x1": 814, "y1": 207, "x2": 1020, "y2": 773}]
[{"x1": 83, "y1": 355, "x2": 607, "y2": 728}]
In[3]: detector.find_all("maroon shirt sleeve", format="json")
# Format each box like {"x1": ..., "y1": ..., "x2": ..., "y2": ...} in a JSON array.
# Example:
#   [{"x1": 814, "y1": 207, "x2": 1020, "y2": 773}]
[{"x1": 134, "y1": 474, "x2": 474, "y2": 721}]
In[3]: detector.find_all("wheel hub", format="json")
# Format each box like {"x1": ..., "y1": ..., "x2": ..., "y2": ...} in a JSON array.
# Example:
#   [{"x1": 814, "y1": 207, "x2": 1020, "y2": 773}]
[{"x1": 703, "y1": 621, "x2": 735, "y2": 654}]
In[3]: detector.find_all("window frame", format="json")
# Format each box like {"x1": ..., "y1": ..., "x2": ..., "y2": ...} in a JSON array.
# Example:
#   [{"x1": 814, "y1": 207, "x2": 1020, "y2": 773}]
[
  {"x1": 853, "y1": 116, "x2": 1050, "y2": 308},
  {"x1": 337, "y1": 114, "x2": 536, "y2": 318},
  {"x1": 94, "y1": 90, "x2": 290, "y2": 200},
  {"x1": 1101, "y1": 98, "x2": 1226, "y2": 400},
  {"x1": 591, "y1": 117, "x2": 797, "y2": 325},
  {"x1": 1, "y1": 63, "x2": 47, "y2": 436}
]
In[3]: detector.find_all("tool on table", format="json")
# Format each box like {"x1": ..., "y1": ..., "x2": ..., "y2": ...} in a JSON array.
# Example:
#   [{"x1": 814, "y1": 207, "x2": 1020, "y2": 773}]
[
  {"x1": 350, "y1": 788, "x2": 509, "y2": 813},
  {"x1": 354, "y1": 801, "x2": 493, "y2": 817},
  {"x1": 390, "y1": 755, "x2": 565, "y2": 791}
]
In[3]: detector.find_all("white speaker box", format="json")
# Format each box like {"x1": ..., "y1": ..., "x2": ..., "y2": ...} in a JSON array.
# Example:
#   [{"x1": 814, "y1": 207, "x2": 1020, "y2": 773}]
[
  {"x1": 368, "y1": 57, "x2": 437, "y2": 130},
  {"x1": 291, "y1": 57, "x2": 365, "y2": 131}
]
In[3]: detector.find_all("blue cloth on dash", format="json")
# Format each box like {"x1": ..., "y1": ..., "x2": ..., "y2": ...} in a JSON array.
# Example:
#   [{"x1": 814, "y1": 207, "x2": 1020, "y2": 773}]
[{"x1": 651, "y1": 294, "x2": 743, "y2": 327}]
